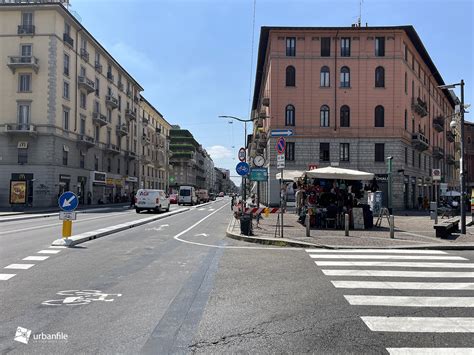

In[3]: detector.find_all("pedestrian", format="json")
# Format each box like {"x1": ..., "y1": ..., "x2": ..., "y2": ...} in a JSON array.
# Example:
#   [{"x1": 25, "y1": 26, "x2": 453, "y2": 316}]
[
  {"x1": 423, "y1": 196, "x2": 429, "y2": 211},
  {"x1": 418, "y1": 195, "x2": 423, "y2": 210},
  {"x1": 231, "y1": 194, "x2": 235, "y2": 211},
  {"x1": 130, "y1": 190, "x2": 135, "y2": 208}
]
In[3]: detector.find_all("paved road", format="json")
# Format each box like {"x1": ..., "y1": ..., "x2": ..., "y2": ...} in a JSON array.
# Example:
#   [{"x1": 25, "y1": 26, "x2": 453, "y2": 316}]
[{"x1": 1, "y1": 197, "x2": 473, "y2": 354}]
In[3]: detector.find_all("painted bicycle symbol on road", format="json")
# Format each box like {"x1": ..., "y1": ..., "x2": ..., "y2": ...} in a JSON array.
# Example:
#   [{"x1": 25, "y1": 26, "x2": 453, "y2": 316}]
[{"x1": 42, "y1": 290, "x2": 122, "y2": 306}]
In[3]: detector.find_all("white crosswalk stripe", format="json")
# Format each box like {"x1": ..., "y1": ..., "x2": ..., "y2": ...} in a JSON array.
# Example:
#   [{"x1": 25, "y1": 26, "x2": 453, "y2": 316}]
[
  {"x1": 0, "y1": 273, "x2": 16, "y2": 281},
  {"x1": 306, "y1": 249, "x2": 448, "y2": 254},
  {"x1": 310, "y1": 254, "x2": 466, "y2": 260},
  {"x1": 316, "y1": 261, "x2": 474, "y2": 268},
  {"x1": 37, "y1": 249, "x2": 61, "y2": 254},
  {"x1": 4, "y1": 264, "x2": 35, "y2": 270},
  {"x1": 387, "y1": 348, "x2": 474, "y2": 355},
  {"x1": 331, "y1": 281, "x2": 474, "y2": 290}
]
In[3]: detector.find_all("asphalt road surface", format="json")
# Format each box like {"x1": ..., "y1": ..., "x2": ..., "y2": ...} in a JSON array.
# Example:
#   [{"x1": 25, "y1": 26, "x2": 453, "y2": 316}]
[{"x1": 1, "y1": 197, "x2": 473, "y2": 354}]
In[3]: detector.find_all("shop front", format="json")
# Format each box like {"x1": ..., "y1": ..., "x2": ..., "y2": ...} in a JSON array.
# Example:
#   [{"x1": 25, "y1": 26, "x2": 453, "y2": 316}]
[
  {"x1": 90, "y1": 171, "x2": 106, "y2": 204},
  {"x1": 58, "y1": 174, "x2": 71, "y2": 196},
  {"x1": 124, "y1": 176, "x2": 138, "y2": 201},
  {"x1": 105, "y1": 174, "x2": 125, "y2": 203}
]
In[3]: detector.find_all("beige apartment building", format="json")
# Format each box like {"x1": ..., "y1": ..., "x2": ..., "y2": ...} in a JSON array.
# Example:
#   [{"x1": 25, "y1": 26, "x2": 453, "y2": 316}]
[
  {"x1": 250, "y1": 25, "x2": 459, "y2": 209},
  {"x1": 0, "y1": 0, "x2": 170, "y2": 208}
]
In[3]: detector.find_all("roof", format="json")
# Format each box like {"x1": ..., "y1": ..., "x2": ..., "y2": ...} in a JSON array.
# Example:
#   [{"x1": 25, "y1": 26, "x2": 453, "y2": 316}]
[{"x1": 252, "y1": 25, "x2": 456, "y2": 110}]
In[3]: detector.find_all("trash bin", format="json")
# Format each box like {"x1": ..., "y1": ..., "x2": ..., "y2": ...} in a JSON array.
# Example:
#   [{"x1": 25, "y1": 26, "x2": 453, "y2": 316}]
[{"x1": 240, "y1": 213, "x2": 253, "y2": 236}]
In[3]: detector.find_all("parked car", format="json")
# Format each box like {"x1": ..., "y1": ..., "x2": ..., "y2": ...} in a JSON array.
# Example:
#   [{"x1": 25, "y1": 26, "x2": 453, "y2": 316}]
[
  {"x1": 178, "y1": 186, "x2": 198, "y2": 205},
  {"x1": 209, "y1": 193, "x2": 216, "y2": 201},
  {"x1": 218, "y1": 192, "x2": 224, "y2": 197},
  {"x1": 169, "y1": 193, "x2": 178, "y2": 204},
  {"x1": 135, "y1": 189, "x2": 170, "y2": 213},
  {"x1": 196, "y1": 189, "x2": 209, "y2": 203}
]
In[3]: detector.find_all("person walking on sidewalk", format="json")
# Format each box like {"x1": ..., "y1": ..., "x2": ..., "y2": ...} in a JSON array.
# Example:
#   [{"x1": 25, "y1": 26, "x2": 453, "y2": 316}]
[{"x1": 130, "y1": 190, "x2": 135, "y2": 209}]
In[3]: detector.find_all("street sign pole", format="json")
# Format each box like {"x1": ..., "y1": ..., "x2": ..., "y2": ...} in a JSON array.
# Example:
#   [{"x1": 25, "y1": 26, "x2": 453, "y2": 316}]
[{"x1": 280, "y1": 168, "x2": 284, "y2": 238}]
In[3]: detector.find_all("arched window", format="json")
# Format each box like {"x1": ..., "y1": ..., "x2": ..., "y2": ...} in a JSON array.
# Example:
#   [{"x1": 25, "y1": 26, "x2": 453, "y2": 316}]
[
  {"x1": 286, "y1": 66, "x2": 295, "y2": 87},
  {"x1": 320, "y1": 66, "x2": 330, "y2": 87},
  {"x1": 340, "y1": 105, "x2": 350, "y2": 127},
  {"x1": 375, "y1": 66, "x2": 385, "y2": 87},
  {"x1": 285, "y1": 105, "x2": 295, "y2": 126},
  {"x1": 375, "y1": 105, "x2": 384, "y2": 127},
  {"x1": 340, "y1": 66, "x2": 350, "y2": 88},
  {"x1": 320, "y1": 105, "x2": 330, "y2": 127}
]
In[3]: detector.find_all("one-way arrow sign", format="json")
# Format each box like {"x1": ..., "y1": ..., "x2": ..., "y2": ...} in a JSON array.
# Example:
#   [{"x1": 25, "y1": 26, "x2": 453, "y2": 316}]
[
  {"x1": 270, "y1": 129, "x2": 294, "y2": 137},
  {"x1": 58, "y1": 191, "x2": 78, "y2": 212}
]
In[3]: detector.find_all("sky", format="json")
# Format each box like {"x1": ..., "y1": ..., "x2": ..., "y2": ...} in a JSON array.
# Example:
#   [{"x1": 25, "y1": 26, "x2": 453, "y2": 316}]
[{"x1": 69, "y1": 0, "x2": 474, "y2": 186}]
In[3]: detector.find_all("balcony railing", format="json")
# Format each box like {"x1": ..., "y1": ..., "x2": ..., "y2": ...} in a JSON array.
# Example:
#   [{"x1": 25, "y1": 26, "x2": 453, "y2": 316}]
[
  {"x1": 17, "y1": 25, "x2": 35, "y2": 35},
  {"x1": 105, "y1": 95, "x2": 118, "y2": 109},
  {"x1": 411, "y1": 132, "x2": 429, "y2": 151},
  {"x1": 126, "y1": 89, "x2": 132, "y2": 98},
  {"x1": 7, "y1": 56, "x2": 39, "y2": 73},
  {"x1": 125, "y1": 150, "x2": 137, "y2": 160},
  {"x1": 92, "y1": 112, "x2": 108, "y2": 126},
  {"x1": 433, "y1": 115, "x2": 444, "y2": 132},
  {"x1": 63, "y1": 33, "x2": 74, "y2": 47},
  {"x1": 446, "y1": 130, "x2": 455, "y2": 143},
  {"x1": 78, "y1": 76, "x2": 95, "y2": 93},
  {"x1": 4, "y1": 123, "x2": 37, "y2": 135},
  {"x1": 107, "y1": 72, "x2": 114, "y2": 82},
  {"x1": 95, "y1": 62, "x2": 102, "y2": 73},
  {"x1": 116, "y1": 123, "x2": 129, "y2": 136},
  {"x1": 118, "y1": 82, "x2": 124, "y2": 91},
  {"x1": 105, "y1": 143, "x2": 120, "y2": 155},
  {"x1": 125, "y1": 108, "x2": 136, "y2": 121},
  {"x1": 77, "y1": 134, "x2": 95, "y2": 148},
  {"x1": 142, "y1": 135, "x2": 151, "y2": 145},
  {"x1": 433, "y1": 146, "x2": 445, "y2": 159},
  {"x1": 411, "y1": 97, "x2": 428, "y2": 117},
  {"x1": 447, "y1": 154, "x2": 456, "y2": 165},
  {"x1": 80, "y1": 48, "x2": 89, "y2": 62},
  {"x1": 142, "y1": 117, "x2": 149, "y2": 126}
]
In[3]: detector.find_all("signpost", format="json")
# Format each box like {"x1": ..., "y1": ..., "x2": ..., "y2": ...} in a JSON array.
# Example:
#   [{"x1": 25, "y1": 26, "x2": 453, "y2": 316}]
[
  {"x1": 275, "y1": 137, "x2": 286, "y2": 238},
  {"x1": 432, "y1": 169, "x2": 441, "y2": 224},
  {"x1": 58, "y1": 191, "x2": 78, "y2": 238}
]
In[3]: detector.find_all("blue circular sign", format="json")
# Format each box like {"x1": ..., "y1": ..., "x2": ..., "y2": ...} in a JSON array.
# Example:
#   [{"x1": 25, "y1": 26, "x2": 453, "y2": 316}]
[
  {"x1": 58, "y1": 191, "x2": 79, "y2": 211},
  {"x1": 236, "y1": 162, "x2": 250, "y2": 176}
]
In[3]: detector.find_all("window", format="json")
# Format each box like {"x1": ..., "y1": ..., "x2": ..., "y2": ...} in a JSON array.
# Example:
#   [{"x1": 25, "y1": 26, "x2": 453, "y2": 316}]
[
  {"x1": 285, "y1": 105, "x2": 295, "y2": 126},
  {"x1": 80, "y1": 116, "x2": 85, "y2": 134},
  {"x1": 95, "y1": 125, "x2": 100, "y2": 142},
  {"x1": 321, "y1": 37, "x2": 331, "y2": 56},
  {"x1": 118, "y1": 95, "x2": 122, "y2": 111},
  {"x1": 95, "y1": 52, "x2": 100, "y2": 66},
  {"x1": 320, "y1": 143, "x2": 330, "y2": 162},
  {"x1": 285, "y1": 142, "x2": 295, "y2": 161},
  {"x1": 340, "y1": 105, "x2": 350, "y2": 127},
  {"x1": 418, "y1": 153, "x2": 421, "y2": 168},
  {"x1": 374, "y1": 105, "x2": 384, "y2": 127},
  {"x1": 107, "y1": 129, "x2": 111, "y2": 145},
  {"x1": 340, "y1": 143, "x2": 350, "y2": 161},
  {"x1": 80, "y1": 153, "x2": 85, "y2": 169},
  {"x1": 107, "y1": 158, "x2": 111, "y2": 173},
  {"x1": 286, "y1": 66, "x2": 295, "y2": 86},
  {"x1": 63, "y1": 150, "x2": 68, "y2": 166},
  {"x1": 107, "y1": 108, "x2": 112, "y2": 123},
  {"x1": 80, "y1": 66, "x2": 86, "y2": 77},
  {"x1": 340, "y1": 66, "x2": 350, "y2": 87},
  {"x1": 64, "y1": 22, "x2": 71, "y2": 36},
  {"x1": 63, "y1": 81, "x2": 69, "y2": 99},
  {"x1": 21, "y1": 12, "x2": 33, "y2": 26},
  {"x1": 18, "y1": 103, "x2": 30, "y2": 128},
  {"x1": 320, "y1": 105, "x2": 330, "y2": 127},
  {"x1": 404, "y1": 43, "x2": 408, "y2": 61},
  {"x1": 340, "y1": 37, "x2": 351, "y2": 56},
  {"x1": 286, "y1": 37, "x2": 296, "y2": 56},
  {"x1": 18, "y1": 148, "x2": 28, "y2": 164},
  {"x1": 404, "y1": 109, "x2": 408, "y2": 130},
  {"x1": 20, "y1": 44, "x2": 32, "y2": 59},
  {"x1": 63, "y1": 54, "x2": 70, "y2": 76},
  {"x1": 405, "y1": 147, "x2": 408, "y2": 164},
  {"x1": 63, "y1": 109, "x2": 69, "y2": 130},
  {"x1": 375, "y1": 143, "x2": 385, "y2": 162},
  {"x1": 94, "y1": 100, "x2": 100, "y2": 113},
  {"x1": 80, "y1": 36, "x2": 87, "y2": 51},
  {"x1": 80, "y1": 91, "x2": 86, "y2": 109},
  {"x1": 95, "y1": 78, "x2": 100, "y2": 96},
  {"x1": 412, "y1": 149, "x2": 415, "y2": 166},
  {"x1": 404, "y1": 72, "x2": 407, "y2": 94},
  {"x1": 375, "y1": 66, "x2": 385, "y2": 87},
  {"x1": 19, "y1": 73, "x2": 31, "y2": 92},
  {"x1": 320, "y1": 66, "x2": 330, "y2": 87},
  {"x1": 375, "y1": 37, "x2": 385, "y2": 56},
  {"x1": 94, "y1": 155, "x2": 99, "y2": 170},
  {"x1": 117, "y1": 158, "x2": 121, "y2": 174}
]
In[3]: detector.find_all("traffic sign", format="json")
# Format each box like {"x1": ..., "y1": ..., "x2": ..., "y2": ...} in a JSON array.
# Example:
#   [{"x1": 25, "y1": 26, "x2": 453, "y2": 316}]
[
  {"x1": 59, "y1": 211, "x2": 77, "y2": 220},
  {"x1": 58, "y1": 191, "x2": 78, "y2": 211},
  {"x1": 277, "y1": 153, "x2": 285, "y2": 169},
  {"x1": 249, "y1": 168, "x2": 268, "y2": 181},
  {"x1": 236, "y1": 162, "x2": 250, "y2": 176},
  {"x1": 432, "y1": 169, "x2": 441, "y2": 181},
  {"x1": 270, "y1": 129, "x2": 294, "y2": 137},
  {"x1": 238, "y1": 147, "x2": 246, "y2": 162},
  {"x1": 276, "y1": 137, "x2": 286, "y2": 154}
]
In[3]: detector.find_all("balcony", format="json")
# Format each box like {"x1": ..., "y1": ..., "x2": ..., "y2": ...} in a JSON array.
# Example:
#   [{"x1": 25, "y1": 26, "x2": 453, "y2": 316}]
[
  {"x1": 446, "y1": 130, "x2": 455, "y2": 143},
  {"x1": 107, "y1": 72, "x2": 114, "y2": 83},
  {"x1": 432, "y1": 146, "x2": 445, "y2": 159},
  {"x1": 118, "y1": 82, "x2": 124, "y2": 91},
  {"x1": 411, "y1": 132, "x2": 429, "y2": 151},
  {"x1": 105, "y1": 95, "x2": 118, "y2": 109},
  {"x1": 126, "y1": 89, "x2": 132, "y2": 98},
  {"x1": 92, "y1": 112, "x2": 107, "y2": 126},
  {"x1": 411, "y1": 97, "x2": 428, "y2": 117},
  {"x1": 7, "y1": 56, "x2": 39, "y2": 73},
  {"x1": 80, "y1": 48, "x2": 89, "y2": 62},
  {"x1": 142, "y1": 155, "x2": 151, "y2": 164},
  {"x1": 433, "y1": 115, "x2": 444, "y2": 132},
  {"x1": 142, "y1": 117, "x2": 149, "y2": 126},
  {"x1": 125, "y1": 150, "x2": 137, "y2": 160},
  {"x1": 95, "y1": 62, "x2": 102, "y2": 73},
  {"x1": 17, "y1": 25, "x2": 35, "y2": 35},
  {"x1": 116, "y1": 123, "x2": 129, "y2": 136},
  {"x1": 125, "y1": 108, "x2": 136, "y2": 121},
  {"x1": 78, "y1": 76, "x2": 95, "y2": 93},
  {"x1": 142, "y1": 135, "x2": 151, "y2": 145},
  {"x1": 134, "y1": 95, "x2": 140, "y2": 104},
  {"x1": 4, "y1": 123, "x2": 37, "y2": 136},
  {"x1": 105, "y1": 143, "x2": 120, "y2": 155},
  {"x1": 77, "y1": 134, "x2": 95, "y2": 148},
  {"x1": 63, "y1": 33, "x2": 74, "y2": 47},
  {"x1": 447, "y1": 154, "x2": 456, "y2": 165}
]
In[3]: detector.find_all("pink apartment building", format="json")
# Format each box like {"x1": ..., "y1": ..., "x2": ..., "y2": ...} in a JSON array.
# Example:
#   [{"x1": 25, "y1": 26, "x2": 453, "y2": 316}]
[{"x1": 250, "y1": 25, "x2": 458, "y2": 209}]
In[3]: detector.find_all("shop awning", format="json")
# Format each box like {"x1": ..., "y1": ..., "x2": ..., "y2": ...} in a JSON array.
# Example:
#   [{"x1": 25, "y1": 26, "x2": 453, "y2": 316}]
[
  {"x1": 304, "y1": 166, "x2": 374, "y2": 181},
  {"x1": 442, "y1": 190, "x2": 461, "y2": 197},
  {"x1": 275, "y1": 170, "x2": 304, "y2": 181}
]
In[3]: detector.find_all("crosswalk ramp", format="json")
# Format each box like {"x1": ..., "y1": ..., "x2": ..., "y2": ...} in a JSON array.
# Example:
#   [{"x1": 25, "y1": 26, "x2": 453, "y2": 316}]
[{"x1": 306, "y1": 248, "x2": 474, "y2": 353}]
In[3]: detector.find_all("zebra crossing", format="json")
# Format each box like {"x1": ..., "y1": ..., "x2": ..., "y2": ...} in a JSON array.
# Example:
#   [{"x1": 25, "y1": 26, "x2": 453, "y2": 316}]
[{"x1": 306, "y1": 248, "x2": 474, "y2": 354}]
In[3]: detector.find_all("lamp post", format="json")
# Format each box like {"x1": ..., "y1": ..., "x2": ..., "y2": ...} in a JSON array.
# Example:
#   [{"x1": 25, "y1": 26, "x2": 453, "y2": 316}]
[
  {"x1": 438, "y1": 80, "x2": 466, "y2": 234},
  {"x1": 218, "y1": 115, "x2": 252, "y2": 206}
]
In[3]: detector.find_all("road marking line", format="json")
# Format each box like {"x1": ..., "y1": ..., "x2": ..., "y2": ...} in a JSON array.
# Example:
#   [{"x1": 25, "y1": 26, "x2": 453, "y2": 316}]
[
  {"x1": 345, "y1": 295, "x2": 474, "y2": 307},
  {"x1": 23, "y1": 256, "x2": 49, "y2": 261},
  {"x1": 387, "y1": 348, "x2": 474, "y2": 354},
  {"x1": 4, "y1": 264, "x2": 35, "y2": 270},
  {"x1": 310, "y1": 255, "x2": 466, "y2": 260},
  {"x1": 37, "y1": 250, "x2": 61, "y2": 254},
  {"x1": 331, "y1": 281, "x2": 474, "y2": 290},
  {"x1": 49, "y1": 246, "x2": 66, "y2": 249},
  {"x1": 322, "y1": 269, "x2": 474, "y2": 278},
  {"x1": 305, "y1": 249, "x2": 447, "y2": 254},
  {"x1": 316, "y1": 261, "x2": 474, "y2": 268},
  {"x1": 0, "y1": 274, "x2": 16, "y2": 280},
  {"x1": 361, "y1": 316, "x2": 474, "y2": 332}
]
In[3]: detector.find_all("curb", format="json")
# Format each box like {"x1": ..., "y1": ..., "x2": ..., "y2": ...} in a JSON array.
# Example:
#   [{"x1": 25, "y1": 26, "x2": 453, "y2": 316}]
[
  {"x1": 52, "y1": 208, "x2": 190, "y2": 247},
  {"x1": 225, "y1": 218, "x2": 474, "y2": 250}
]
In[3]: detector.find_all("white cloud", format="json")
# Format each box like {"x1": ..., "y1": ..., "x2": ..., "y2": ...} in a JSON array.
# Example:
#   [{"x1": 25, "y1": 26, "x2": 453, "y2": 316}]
[
  {"x1": 206, "y1": 145, "x2": 232, "y2": 160},
  {"x1": 107, "y1": 41, "x2": 154, "y2": 73}
]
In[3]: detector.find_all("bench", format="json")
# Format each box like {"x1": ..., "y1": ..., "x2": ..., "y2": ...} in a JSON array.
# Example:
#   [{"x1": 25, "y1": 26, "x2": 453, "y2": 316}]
[{"x1": 433, "y1": 217, "x2": 460, "y2": 238}]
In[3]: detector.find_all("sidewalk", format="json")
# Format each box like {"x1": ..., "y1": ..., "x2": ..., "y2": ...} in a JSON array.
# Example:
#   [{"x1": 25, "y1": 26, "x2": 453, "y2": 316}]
[{"x1": 226, "y1": 210, "x2": 474, "y2": 249}]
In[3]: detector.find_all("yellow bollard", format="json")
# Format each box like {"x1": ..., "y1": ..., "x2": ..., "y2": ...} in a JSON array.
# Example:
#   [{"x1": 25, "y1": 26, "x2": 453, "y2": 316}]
[
  {"x1": 62, "y1": 220, "x2": 72, "y2": 238},
  {"x1": 264, "y1": 208, "x2": 270, "y2": 217}
]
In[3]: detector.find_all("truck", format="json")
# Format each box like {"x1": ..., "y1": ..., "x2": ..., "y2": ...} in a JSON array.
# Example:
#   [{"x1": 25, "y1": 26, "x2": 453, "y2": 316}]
[{"x1": 196, "y1": 189, "x2": 209, "y2": 203}]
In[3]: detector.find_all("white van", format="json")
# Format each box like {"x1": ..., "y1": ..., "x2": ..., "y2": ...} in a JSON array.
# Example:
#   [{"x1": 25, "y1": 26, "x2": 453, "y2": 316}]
[
  {"x1": 135, "y1": 189, "x2": 170, "y2": 213},
  {"x1": 178, "y1": 186, "x2": 198, "y2": 206}
]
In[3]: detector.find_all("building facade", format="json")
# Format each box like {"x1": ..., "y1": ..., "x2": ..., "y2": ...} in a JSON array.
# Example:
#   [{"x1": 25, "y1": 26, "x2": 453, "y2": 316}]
[
  {"x1": 250, "y1": 25, "x2": 458, "y2": 209},
  {"x1": 464, "y1": 121, "x2": 474, "y2": 190}
]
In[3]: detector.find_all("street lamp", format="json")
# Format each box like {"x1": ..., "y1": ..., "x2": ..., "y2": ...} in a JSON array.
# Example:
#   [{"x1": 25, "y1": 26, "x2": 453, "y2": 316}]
[{"x1": 438, "y1": 80, "x2": 466, "y2": 234}]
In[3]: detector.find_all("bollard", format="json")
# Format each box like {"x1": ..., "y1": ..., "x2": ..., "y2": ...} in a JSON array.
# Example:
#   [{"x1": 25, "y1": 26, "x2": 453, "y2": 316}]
[
  {"x1": 62, "y1": 220, "x2": 72, "y2": 238},
  {"x1": 390, "y1": 215, "x2": 394, "y2": 239},
  {"x1": 345, "y1": 213, "x2": 349, "y2": 236},
  {"x1": 305, "y1": 213, "x2": 310, "y2": 237}
]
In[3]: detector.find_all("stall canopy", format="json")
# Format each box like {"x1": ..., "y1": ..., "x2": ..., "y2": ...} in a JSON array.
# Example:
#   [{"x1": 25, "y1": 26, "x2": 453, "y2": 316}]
[
  {"x1": 304, "y1": 166, "x2": 374, "y2": 180},
  {"x1": 275, "y1": 170, "x2": 304, "y2": 181},
  {"x1": 442, "y1": 190, "x2": 461, "y2": 197}
]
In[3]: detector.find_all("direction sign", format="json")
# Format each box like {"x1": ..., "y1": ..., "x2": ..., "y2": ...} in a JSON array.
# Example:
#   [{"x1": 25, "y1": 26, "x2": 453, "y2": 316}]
[
  {"x1": 432, "y1": 168, "x2": 441, "y2": 181},
  {"x1": 249, "y1": 168, "x2": 268, "y2": 181},
  {"x1": 58, "y1": 191, "x2": 78, "y2": 212},
  {"x1": 270, "y1": 129, "x2": 294, "y2": 137},
  {"x1": 238, "y1": 147, "x2": 246, "y2": 162},
  {"x1": 276, "y1": 137, "x2": 286, "y2": 154},
  {"x1": 59, "y1": 211, "x2": 77, "y2": 220},
  {"x1": 236, "y1": 162, "x2": 250, "y2": 176}
]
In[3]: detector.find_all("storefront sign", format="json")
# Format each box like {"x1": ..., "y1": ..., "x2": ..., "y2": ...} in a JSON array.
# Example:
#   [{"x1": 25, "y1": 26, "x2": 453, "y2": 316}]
[
  {"x1": 91, "y1": 171, "x2": 106, "y2": 184},
  {"x1": 126, "y1": 176, "x2": 138, "y2": 183},
  {"x1": 17, "y1": 141, "x2": 28, "y2": 149},
  {"x1": 375, "y1": 174, "x2": 388, "y2": 182},
  {"x1": 59, "y1": 174, "x2": 71, "y2": 181},
  {"x1": 10, "y1": 180, "x2": 27, "y2": 204}
]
